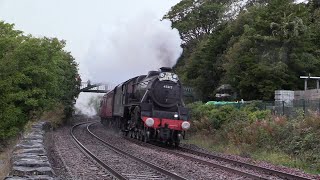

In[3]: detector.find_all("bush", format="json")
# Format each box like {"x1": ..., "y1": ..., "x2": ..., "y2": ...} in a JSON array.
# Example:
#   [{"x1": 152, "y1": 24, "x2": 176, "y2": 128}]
[
  {"x1": 187, "y1": 102, "x2": 320, "y2": 173},
  {"x1": 188, "y1": 102, "x2": 244, "y2": 133},
  {"x1": 0, "y1": 21, "x2": 80, "y2": 145}
]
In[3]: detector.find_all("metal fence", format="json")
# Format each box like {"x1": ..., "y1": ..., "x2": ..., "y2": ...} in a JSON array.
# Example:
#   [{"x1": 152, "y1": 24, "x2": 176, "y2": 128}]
[{"x1": 252, "y1": 100, "x2": 320, "y2": 117}]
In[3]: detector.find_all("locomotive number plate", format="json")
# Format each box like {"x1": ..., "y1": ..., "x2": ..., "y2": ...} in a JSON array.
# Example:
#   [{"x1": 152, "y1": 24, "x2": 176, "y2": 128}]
[{"x1": 163, "y1": 85, "x2": 173, "y2": 89}]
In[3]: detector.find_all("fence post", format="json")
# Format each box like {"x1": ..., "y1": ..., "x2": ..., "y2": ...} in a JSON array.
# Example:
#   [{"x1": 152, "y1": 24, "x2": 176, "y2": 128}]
[
  {"x1": 303, "y1": 99, "x2": 306, "y2": 116},
  {"x1": 318, "y1": 99, "x2": 320, "y2": 114},
  {"x1": 282, "y1": 101, "x2": 285, "y2": 116}
]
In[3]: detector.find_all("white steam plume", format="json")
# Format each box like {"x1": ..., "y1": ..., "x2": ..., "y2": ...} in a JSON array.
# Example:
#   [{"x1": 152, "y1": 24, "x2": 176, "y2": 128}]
[
  {"x1": 84, "y1": 12, "x2": 183, "y2": 84},
  {"x1": 75, "y1": 12, "x2": 183, "y2": 116}
]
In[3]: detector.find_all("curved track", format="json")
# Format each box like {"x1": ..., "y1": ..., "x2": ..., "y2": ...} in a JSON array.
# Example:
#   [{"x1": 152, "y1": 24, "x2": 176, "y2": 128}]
[
  {"x1": 72, "y1": 122, "x2": 187, "y2": 180},
  {"x1": 123, "y1": 132, "x2": 314, "y2": 180},
  {"x1": 71, "y1": 122, "x2": 126, "y2": 180},
  {"x1": 177, "y1": 147, "x2": 313, "y2": 180},
  {"x1": 124, "y1": 136, "x2": 265, "y2": 179}
]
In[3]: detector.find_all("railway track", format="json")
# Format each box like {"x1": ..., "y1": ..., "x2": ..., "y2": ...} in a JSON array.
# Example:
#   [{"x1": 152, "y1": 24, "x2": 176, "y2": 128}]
[
  {"x1": 71, "y1": 122, "x2": 125, "y2": 180},
  {"x1": 177, "y1": 147, "x2": 314, "y2": 180},
  {"x1": 72, "y1": 122, "x2": 187, "y2": 180},
  {"x1": 122, "y1": 133, "x2": 314, "y2": 180}
]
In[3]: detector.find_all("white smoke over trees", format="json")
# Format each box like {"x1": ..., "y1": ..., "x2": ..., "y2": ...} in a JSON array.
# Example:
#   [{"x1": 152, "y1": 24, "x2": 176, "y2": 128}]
[
  {"x1": 75, "y1": 12, "x2": 183, "y2": 115},
  {"x1": 83, "y1": 12, "x2": 183, "y2": 84}
]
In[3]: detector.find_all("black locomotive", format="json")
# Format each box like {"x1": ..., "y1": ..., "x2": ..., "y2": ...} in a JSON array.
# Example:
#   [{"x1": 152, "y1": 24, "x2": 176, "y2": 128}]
[{"x1": 99, "y1": 67, "x2": 190, "y2": 146}]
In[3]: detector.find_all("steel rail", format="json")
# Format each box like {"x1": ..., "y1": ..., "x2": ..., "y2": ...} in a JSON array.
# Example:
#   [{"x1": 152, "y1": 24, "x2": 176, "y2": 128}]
[
  {"x1": 124, "y1": 137, "x2": 266, "y2": 180},
  {"x1": 87, "y1": 122, "x2": 187, "y2": 180},
  {"x1": 97, "y1": 120, "x2": 310, "y2": 180},
  {"x1": 71, "y1": 122, "x2": 127, "y2": 180},
  {"x1": 178, "y1": 147, "x2": 314, "y2": 180},
  {"x1": 124, "y1": 135, "x2": 314, "y2": 180}
]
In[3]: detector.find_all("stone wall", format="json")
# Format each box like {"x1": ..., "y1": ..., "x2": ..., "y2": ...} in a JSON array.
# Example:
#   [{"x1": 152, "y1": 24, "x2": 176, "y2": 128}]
[{"x1": 5, "y1": 122, "x2": 56, "y2": 180}]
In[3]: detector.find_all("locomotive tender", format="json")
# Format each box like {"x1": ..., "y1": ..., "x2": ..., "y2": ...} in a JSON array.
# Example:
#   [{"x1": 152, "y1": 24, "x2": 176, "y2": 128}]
[{"x1": 99, "y1": 67, "x2": 190, "y2": 146}]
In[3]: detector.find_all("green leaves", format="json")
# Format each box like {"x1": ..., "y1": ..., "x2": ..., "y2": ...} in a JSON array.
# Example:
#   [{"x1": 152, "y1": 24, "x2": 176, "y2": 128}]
[
  {"x1": 164, "y1": 0, "x2": 227, "y2": 43},
  {"x1": 0, "y1": 21, "x2": 80, "y2": 143},
  {"x1": 170, "y1": 0, "x2": 320, "y2": 101}
]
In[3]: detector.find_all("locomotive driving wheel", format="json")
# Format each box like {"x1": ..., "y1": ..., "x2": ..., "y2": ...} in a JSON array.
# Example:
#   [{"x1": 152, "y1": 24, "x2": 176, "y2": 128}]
[
  {"x1": 142, "y1": 127, "x2": 149, "y2": 143},
  {"x1": 138, "y1": 129, "x2": 143, "y2": 141},
  {"x1": 134, "y1": 129, "x2": 139, "y2": 139},
  {"x1": 131, "y1": 106, "x2": 141, "y2": 139},
  {"x1": 129, "y1": 129, "x2": 134, "y2": 138},
  {"x1": 174, "y1": 141, "x2": 180, "y2": 147}
]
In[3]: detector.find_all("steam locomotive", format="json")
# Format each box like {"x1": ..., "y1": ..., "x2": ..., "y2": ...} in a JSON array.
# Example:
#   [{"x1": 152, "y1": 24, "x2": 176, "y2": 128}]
[{"x1": 99, "y1": 67, "x2": 190, "y2": 146}]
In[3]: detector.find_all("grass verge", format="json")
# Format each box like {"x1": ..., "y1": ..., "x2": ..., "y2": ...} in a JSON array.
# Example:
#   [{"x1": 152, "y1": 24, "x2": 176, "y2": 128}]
[
  {"x1": 40, "y1": 103, "x2": 65, "y2": 129},
  {"x1": 0, "y1": 138, "x2": 19, "y2": 179},
  {"x1": 184, "y1": 135, "x2": 320, "y2": 175}
]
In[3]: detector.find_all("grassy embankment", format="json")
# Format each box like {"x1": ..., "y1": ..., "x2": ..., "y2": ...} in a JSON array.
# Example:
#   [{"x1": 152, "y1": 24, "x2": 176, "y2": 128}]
[{"x1": 184, "y1": 102, "x2": 320, "y2": 174}]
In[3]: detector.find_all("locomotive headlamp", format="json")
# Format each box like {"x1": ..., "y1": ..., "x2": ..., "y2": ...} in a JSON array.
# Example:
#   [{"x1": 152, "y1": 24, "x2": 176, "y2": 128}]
[
  {"x1": 172, "y1": 74, "x2": 178, "y2": 79},
  {"x1": 181, "y1": 121, "x2": 190, "y2": 130},
  {"x1": 145, "y1": 118, "x2": 155, "y2": 127},
  {"x1": 174, "y1": 114, "x2": 179, "y2": 119},
  {"x1": 159, "y1": 73, "x2": 165, "y2": 78}
]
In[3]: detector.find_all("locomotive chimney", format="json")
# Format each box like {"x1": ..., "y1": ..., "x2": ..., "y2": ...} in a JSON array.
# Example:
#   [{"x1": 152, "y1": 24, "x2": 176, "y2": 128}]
[{"x1": 159, "y1": 67, "x2": 172, "y2": 72}]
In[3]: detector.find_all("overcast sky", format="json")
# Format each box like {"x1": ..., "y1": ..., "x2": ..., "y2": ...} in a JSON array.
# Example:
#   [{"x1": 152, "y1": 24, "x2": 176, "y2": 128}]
[{"x1": 0, "y1": 0, "x2": 181, "y2": 82}]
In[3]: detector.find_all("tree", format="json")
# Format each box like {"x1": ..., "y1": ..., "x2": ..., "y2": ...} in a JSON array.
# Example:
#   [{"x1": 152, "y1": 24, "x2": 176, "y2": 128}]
[
  {"x1": 224, "y1": 0, "x2": 320, "y2": 100},
  {"x1": 0, "y1": 21, "x2": 80, "y2": 144},
  {"x1": 169, "y1": 0, "x2": 320, "y2": 101},
  {"x1": 164, "y1": 0, "x2": 227, "y2": 44}
]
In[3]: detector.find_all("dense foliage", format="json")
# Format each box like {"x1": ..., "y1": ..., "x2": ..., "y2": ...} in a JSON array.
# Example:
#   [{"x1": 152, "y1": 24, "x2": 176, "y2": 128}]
[
  {"x1": 188, "y1": 102, "x2": 320, "y2": 173},
  {"x1": 165, "y1": 0, "x2": 320, "y2": 101},
  {"x1": 0, "y1": 21, "x2": 80, "y2": 144}
]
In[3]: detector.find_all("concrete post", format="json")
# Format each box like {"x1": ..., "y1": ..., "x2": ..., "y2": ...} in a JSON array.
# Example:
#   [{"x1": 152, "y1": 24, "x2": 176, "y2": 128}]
[
  {"x1": 303, "y1": 99, "x2": 306, "y2": 116},
  {"x1": 305, "y1": 79, "x2": 308, "y2": 90},
  {"x1": 282, "y1": 101, "x2": 285, "y2": 116},
  {"x1": 317, "y1": 80, "x2": 319, "y2": 89}
]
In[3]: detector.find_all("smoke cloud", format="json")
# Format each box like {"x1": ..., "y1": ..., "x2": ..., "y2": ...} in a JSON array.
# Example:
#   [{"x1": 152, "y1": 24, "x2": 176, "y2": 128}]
[
  {"x1": 75, "y1": 12, "x2": 183, "y2": 115},
  {"x1": 83, "y1": 12, "x2": 183, "y2": 84}
]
